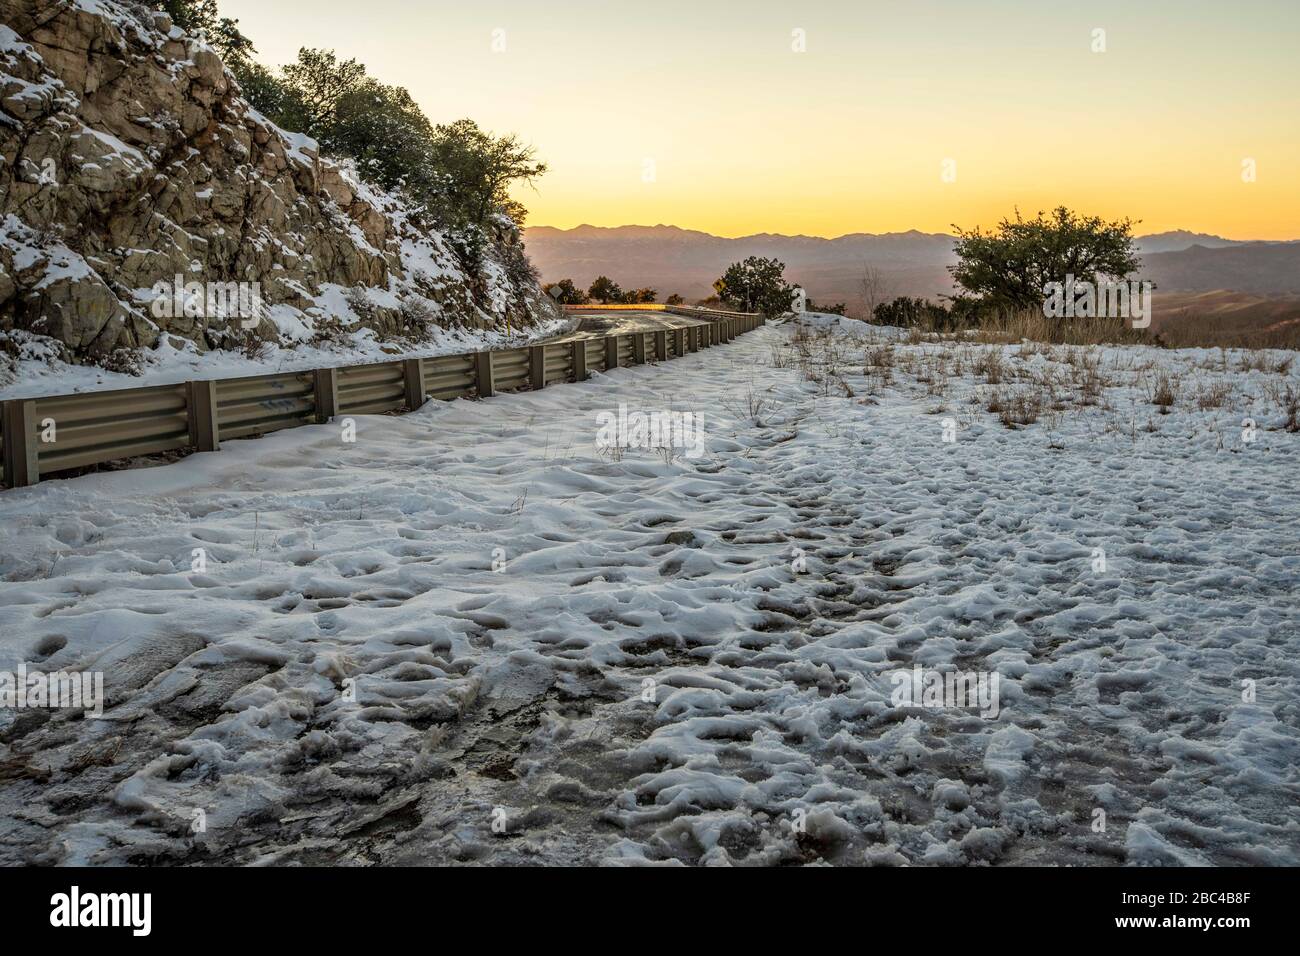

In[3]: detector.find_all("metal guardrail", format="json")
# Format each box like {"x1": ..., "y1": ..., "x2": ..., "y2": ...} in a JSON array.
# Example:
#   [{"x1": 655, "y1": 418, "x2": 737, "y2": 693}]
[{"x1": 0, "y1": 307, "x2": 764, "y2": 489}]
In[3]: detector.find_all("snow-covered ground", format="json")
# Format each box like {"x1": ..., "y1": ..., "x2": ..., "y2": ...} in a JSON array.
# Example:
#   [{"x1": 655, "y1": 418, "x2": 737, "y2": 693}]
[
  {"x1": 1, "y1": 317, "x2": 1297, "y2": 866},
  {"x1": 0, "y1": 313, "x2": 576, "y2": 401}
]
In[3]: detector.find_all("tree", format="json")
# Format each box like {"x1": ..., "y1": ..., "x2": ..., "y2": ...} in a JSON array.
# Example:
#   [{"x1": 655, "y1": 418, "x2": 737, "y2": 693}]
[
  {"x1": 325, "y1": 80, "x2": 436, "y2": 196},
  {"x1": 807, "y1": 299, "x2": 846, "y2": 315},
  {"x1": 665, "y1": 294, "x2": 684, "y2": 306},
  {"x1": 235, "y1": 61, "x2": 301, "y2": 122},
  {"x1": 156, "y1": 1, "x2": 255, "y2": 69},
  {"x1": 950, "y1": 207, "x2": 1142, "y2": 312},
  {"x1": 281, "y1": 48, "x2": 369, "y2": 132},
  {"x1": 428, "y1": 119, "x2": 547, "y2": 229},
  {"x1": 714, "y1": 256, "x2": 796, "y2": 316},
  {"x1": 873, "y1": 296, "x2": 949, "y2": 328},
  {"x1": 859, "y1": 263, "x2": 892, "y2": 318},
  {"x1": 588, "y1": 276, "x2": 622, "y2": 304},
  {"x1": 623, "y1": 288, "x2": 657, "y2": 304},
  {"x1": 160, "y1": 6, "x2": 548, "y2": 263},
  {"x1": 543, "y1": 279, "x2": 589, "y2": 305}
]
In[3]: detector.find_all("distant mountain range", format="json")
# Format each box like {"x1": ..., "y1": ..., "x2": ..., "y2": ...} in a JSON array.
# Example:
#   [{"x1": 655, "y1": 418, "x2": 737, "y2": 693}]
[{"x1": 524, "y1": 224, "x2": 1300, "y2": 309}]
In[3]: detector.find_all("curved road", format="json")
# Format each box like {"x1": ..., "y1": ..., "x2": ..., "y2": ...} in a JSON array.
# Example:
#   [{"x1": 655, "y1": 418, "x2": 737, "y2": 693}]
[{"x1": 549, "y1": 309, "x2": 708, "y2": 342}]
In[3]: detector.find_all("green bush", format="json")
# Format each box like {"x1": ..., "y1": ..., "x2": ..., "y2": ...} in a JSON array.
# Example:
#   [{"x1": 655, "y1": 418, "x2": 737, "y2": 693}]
[
  {"x1": 950, "y1": 207, "x2": 1142, "y2": 311},
  {"x1": 588, "y1": 277, "x2": 622, "y2": 304},
  {"x1": 714, "y1": 257, "x2": 796, "y2": 317},
  {"x1": 543, "y1": 279, "x2": 589, "y2": 305},
  {"x1": 159, "y1": 4, "x2": 547, "y2": 244}
]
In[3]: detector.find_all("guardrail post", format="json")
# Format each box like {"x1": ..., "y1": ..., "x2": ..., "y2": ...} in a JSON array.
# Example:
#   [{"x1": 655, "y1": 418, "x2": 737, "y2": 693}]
[
  {"x1": 654, "y1": 330, "x2": 668, "y2": 362},
  {"x1": 632, "y1": 334, "x2": 646, "y2": 365},
  {"x1": 529, "y1": 345, "x2": 546, "y2": 389},
  {"x1": 572, "y1": 340, "x2": 588, "y2": 381},
  {"x1": 475, "y1": 352, "x2": 495, "y2": 398},
  {"x1": 605, "y1": 335, "x2": 619, "y2": 370},
  {"x1": 187, "y1": 381, "x2": 220, "y2": 452},
  {"x1": 403, "y1": 358, "x2": 427, "y2": 410},
  {"x1": 673, "y1": 328, "x2": 686, "y2": 357},
  {"x1": 1, "y1": 400, "x2": 38, "y2": 488},
  {"x1": 314, "y1": 368, "x2": 338, "y2": 422}
]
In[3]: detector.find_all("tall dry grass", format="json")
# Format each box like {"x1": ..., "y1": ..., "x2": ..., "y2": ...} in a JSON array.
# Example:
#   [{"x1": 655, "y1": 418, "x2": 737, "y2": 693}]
[{"x1": 869, "y1": 304, "x2": 1300, "y2": 350}]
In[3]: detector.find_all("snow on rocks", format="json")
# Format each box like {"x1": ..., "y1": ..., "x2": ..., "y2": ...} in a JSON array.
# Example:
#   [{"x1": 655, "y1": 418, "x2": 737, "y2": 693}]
[
  {"x1": 0, "y1": 0, "x2": 559, "y2": 383},
  {"x1": 0, "y1": 319, "x2": 1297, "y2": 866}
]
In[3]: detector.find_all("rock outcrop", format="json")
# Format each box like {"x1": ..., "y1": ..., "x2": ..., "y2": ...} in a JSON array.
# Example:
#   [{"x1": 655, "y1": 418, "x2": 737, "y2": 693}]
[{"x1": 0, "y1": 0, "x2": 557, "y2": 370}]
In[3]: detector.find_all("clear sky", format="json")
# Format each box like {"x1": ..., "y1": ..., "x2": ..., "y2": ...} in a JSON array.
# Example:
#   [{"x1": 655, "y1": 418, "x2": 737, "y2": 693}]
[{"x1": 220, "y1": 0, "x2": 1299, "y2": 239}]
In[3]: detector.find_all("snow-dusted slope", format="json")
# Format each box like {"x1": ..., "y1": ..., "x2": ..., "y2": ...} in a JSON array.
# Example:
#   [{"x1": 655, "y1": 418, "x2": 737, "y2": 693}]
[
  {"x1": 0, "y1": 0, "x2": 558, "y2": 392},
  {"x1": 0, "y1": 320, "x2": 1296, "y2": 865}
]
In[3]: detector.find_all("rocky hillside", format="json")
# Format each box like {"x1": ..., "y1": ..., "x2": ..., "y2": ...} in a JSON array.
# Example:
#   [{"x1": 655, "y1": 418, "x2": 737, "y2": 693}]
[{"x1": 0, "y1": 0, "x2": 558, "y2": 377}]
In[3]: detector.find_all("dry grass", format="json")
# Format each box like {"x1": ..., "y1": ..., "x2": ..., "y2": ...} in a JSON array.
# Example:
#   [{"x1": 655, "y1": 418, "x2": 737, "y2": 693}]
[
  {"x1": 1153, "y1": 313, "x2": 1300, "y2": 351},
  {"x1": 1284, "y1": 384, "x2": 1300, "y2": 433},
  {"x1": 889, "y1": 302, "x2": 1300, "y2": 351},
  {"x1": 1149, "y1": 371, "x2": 1179, "y2": 413},
  {"x1": 974, "y1": 347, "x2": 1006, "y2": 384},
  {"x1": 1069, "y1": 351, "x2": 1108, "y2": 406},
  {"x1": 1193, "y1": 379, "x2": 1233, "y2": 410},
  {"x1": 987, "y1": 386, "x2": 1045, "y2": 427}
]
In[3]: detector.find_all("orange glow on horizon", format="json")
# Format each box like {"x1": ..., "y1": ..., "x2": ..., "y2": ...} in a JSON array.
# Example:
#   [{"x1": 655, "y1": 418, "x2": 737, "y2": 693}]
[{"x1": 220, "y1": 0, "x2": 1300, "y2": 241}]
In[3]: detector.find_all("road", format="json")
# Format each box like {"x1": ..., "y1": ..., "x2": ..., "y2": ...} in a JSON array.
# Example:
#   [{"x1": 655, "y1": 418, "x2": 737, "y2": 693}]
[{"x1": 549, "y1": 309, "x2": 708, "y2": 342}]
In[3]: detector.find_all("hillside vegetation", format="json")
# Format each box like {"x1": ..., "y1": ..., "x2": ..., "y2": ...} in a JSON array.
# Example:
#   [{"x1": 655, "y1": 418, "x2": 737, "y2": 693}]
[{"x1": 0, "y1": 0, "x2": 558, "y2": 383}]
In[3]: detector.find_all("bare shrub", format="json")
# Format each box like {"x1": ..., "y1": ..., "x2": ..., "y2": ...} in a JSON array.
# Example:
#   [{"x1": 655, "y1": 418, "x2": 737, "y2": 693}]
[
  {"x1": 1284, "y1": 384, "x2": 1300, "y2": 433},
  {"x1": 724, "y1": 385, "x2": 773, "y2": 427},
  {"x1": 1073, "y1": 351, "x2": 1107, "y2": 406},
  {"x1": 1150, "y1": 372, "x2": 1178, "y2": 412},
  {"x1": 1193, "y1": 380, "x2": 1233, "y2": 410},
  {"x1": 400, "y1": 298, "x2": 438, "y2": 338},
  {"x1": 997, "y1": 387, "x2": 1044, "y2": 427},
  {"x1": 864, "y1": 344, "x2": 895, "y2": 369},
  {"x1": 975, "y1": 348, "x2": 1005, "y2": 384}
]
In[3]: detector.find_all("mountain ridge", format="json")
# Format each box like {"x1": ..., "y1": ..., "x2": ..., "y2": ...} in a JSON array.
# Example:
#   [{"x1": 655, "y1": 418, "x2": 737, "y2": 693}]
[{"x1": 524, "y1": 223, "x2": 1300, "y2": 306}]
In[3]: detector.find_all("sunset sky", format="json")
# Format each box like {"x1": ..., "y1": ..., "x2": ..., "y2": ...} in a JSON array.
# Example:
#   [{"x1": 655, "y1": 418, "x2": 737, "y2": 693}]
[{"x1": 221, "y1": 0, "x2": 1300, "y2": 240}]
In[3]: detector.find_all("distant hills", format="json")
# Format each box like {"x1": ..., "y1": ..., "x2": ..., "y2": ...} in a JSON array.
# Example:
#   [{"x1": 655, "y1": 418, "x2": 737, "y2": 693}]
[{"x1": 524, "y1": 224, "x2": 1300, "y2": 310}]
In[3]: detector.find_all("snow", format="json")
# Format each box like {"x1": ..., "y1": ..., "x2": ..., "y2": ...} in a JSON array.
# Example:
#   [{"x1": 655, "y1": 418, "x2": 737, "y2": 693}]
[
  {"x1": 276, "y1": 127, "x2": 320, "y2": 170},
  {"x1": 0, "y1": 317, "x2": 573, "y2": 399},
  {"x1": 0, "y1": 25, "x2": 36, "y2": 59},
  {"x1": 0, "y1": 318, "x2": 1296, "y2": 866},
  {"x1": 1, "y1": 16, "x2": 549, "y2": 399},
  {"x1": 75, "y1": 125, "x2": 148, "y2": 168}
]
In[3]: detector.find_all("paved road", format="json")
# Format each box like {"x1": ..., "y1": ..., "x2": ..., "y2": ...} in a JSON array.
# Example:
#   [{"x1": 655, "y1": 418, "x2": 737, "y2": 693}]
[{"x1": 549, "y1": 309, "x2": 708, "y2": 342}]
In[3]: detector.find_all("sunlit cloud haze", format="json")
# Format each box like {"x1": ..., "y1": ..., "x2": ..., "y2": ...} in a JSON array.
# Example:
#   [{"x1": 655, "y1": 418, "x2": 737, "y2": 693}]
[{"x1": 222, "y1": 0, "x2": 1300, "y2": 239}]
